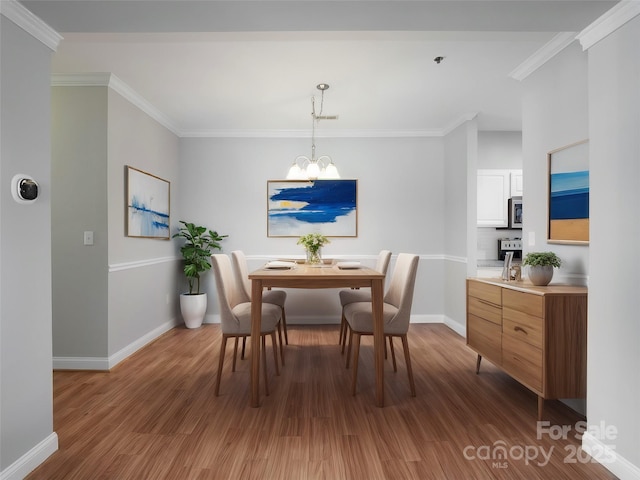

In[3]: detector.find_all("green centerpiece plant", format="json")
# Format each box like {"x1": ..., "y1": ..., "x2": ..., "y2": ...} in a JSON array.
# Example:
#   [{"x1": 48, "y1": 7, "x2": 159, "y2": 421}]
[{"x1": 297, "y1": 233, "x2": 330, "y2": 265}]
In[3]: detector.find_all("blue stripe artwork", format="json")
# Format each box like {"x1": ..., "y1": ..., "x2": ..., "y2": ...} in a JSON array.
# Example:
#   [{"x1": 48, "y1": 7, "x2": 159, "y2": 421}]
[
  {"x1": 550, "y1": 170, "x2": 589, "y2": 220},
  {"x1": 268, "y1": 180, "x2": 357, "y2": 237},
  {"x1": 127, "y1": 166, "x2": 170, "y2": 239}
]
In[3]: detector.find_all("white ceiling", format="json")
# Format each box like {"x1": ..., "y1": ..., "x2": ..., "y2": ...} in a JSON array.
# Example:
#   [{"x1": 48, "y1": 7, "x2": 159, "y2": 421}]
[{"x1": 21, "y1": 1, "x2": 618, "y2": 135}]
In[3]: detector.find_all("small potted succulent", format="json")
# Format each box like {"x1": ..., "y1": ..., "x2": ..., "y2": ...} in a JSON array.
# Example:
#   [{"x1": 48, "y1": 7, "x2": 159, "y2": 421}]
[
  {"x1": 522, "y1": 251, "x2": 562, "y2": 286},
  {"x1": 173, "y1": 221, "x2": 228, "y2": 328}
]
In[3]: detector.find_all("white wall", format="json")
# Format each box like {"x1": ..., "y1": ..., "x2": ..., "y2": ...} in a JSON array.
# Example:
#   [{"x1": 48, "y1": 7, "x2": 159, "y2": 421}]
[
  {"x1": 0, "y1": 14, "x2": 57, "y2": 476},
  {"x1": 50, "y1": 80, "x2": 182, "y2": 369},
  {"x1": 585, "y1": 13, "x2": 640, "y2": 479},
  {"x1": 521, "y1": 42, "x2": 589, "y2": 285},
  {"x1": 106, "y1": 89, "x2": 182, "y2": 358},
  {"x1": 51, "y1": 86, "x2": 109, "y2": 357},
  {"x1": 178, "y1": 136, "x2": 447, "y2": 324},
  {"x1": 477, "y1": 131, "x2": 522, "y2": 169},
  {"x1": 443, "y1": 119, "x2": 477, "y2": 335}
]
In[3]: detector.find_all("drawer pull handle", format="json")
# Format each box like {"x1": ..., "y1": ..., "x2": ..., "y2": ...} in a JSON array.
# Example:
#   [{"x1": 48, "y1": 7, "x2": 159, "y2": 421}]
[
  {"x1": 514, "y1": 326, "x2": 528, "y2": 335},
  {"x1": 477, "y1": 298, "x2": 499, "y2": 308}
]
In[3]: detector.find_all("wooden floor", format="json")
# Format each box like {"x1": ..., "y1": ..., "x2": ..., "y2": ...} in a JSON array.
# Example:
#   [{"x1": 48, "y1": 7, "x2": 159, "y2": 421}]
[{"x1": 27, "y1": 324, "x2": 617, "y2": 480}]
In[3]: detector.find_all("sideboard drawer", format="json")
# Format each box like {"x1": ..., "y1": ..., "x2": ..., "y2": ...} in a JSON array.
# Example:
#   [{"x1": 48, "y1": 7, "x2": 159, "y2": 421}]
[
  {"x1": 503, "y1": 307, "x2": 543, "y2": 349},
  {"x1": 468, "y1": 281, "x2": 502, "y2": 306},
  {"x1": 502, "y1": 289, "x2": 543, "y2": 317},
  {"x1": 468, "y1": 296, "x2": 502, "y2": 325},
  {"x1": 502, "y1": 335, "x2": 542, "y2": 392},
  {"x1": 468, "y1": 314, "x2": 501, "y2": 364}
]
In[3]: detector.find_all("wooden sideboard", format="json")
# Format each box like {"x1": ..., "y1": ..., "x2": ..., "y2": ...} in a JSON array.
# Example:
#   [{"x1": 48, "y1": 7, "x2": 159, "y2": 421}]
[{"x1": 466, "y1": 278, "x2": 587, "y2": 420}]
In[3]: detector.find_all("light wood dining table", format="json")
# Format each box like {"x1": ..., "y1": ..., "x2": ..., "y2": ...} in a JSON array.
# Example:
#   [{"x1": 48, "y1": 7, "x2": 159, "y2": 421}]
[{"x1": 248, "y1": 263, "x2": 386, "y2": 407}]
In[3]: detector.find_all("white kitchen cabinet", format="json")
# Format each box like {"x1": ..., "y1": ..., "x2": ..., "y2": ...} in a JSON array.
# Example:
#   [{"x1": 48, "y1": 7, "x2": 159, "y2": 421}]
[
  {"x1": 510, "y1": 170, "x2": 523, "y2": 197},
  {"x1": 477, "y1": 169, "x2": 523, "y2": 227}
]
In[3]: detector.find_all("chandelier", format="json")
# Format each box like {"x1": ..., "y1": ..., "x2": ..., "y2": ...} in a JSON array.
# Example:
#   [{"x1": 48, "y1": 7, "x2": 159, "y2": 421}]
[{"x1": 286, "y1": 83, "x2": 340, "y2": 180}]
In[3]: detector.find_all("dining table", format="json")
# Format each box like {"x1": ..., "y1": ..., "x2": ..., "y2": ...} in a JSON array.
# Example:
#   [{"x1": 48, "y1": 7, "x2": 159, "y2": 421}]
[{"x1": 248, "y1": 262, "x2": 386, "y2": 407}]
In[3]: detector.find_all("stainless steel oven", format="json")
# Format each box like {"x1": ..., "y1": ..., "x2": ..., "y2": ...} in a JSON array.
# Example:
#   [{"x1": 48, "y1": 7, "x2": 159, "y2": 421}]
[{"x1": 509, "y1": 196, "x2": 523, "y2": 228}]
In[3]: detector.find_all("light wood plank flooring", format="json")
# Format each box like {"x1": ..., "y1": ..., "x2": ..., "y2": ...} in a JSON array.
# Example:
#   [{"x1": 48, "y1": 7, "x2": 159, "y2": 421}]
[{"x1": 27, "y1": 324, "x2": 617, "y2": 479}]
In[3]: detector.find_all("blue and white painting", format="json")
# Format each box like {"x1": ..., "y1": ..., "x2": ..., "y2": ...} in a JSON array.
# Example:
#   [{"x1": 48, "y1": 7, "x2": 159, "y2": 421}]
[
  {"x1": 127, "y1": 166, "x2": 170, "y2": 239},
  {"x1": 268, "y1": 180, "x2": 357, "y2": 237}
]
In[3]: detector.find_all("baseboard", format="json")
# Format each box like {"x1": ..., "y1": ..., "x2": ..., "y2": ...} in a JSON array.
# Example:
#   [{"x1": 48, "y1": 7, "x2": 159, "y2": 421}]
[
  {"x1": 53, "y1": 318, "x2": 179, "y2": 371},
  {"x1": 0, "y1": 432, "x2": 58, "y2": 480},
  {"x1": 443, "y1": 316, "x2": 466, "y2": 337},
  {"x1": 582, "y1": 431, "x2": 640, "y2": 480}
]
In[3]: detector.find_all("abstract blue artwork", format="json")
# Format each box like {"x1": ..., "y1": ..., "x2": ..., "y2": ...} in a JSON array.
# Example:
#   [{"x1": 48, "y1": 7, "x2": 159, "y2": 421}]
[
  {"x1": 547, "y1": 139, "x2": 589, "y2": 244},
  {"x1": 267, "y1": 180, "x2": 357, "y2": 237},
  {"x1": 127, "y1": 166, "x2": 170, "y2": 239}
]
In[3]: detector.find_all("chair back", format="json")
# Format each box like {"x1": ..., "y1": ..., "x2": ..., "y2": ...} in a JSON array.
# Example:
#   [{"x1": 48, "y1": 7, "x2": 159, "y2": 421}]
[
  {"x1": 384, "y1": 253, "x2": 419, "y2": 330},
  {"x1": 230, "y1": 250, "x2": 252, "y2": 303},
  {"x1": 375, "y1": 250, "x2": 392, "y2": 276},
  {"x1": 211, "y1": 254, "x2": 245, "y2": 330}
]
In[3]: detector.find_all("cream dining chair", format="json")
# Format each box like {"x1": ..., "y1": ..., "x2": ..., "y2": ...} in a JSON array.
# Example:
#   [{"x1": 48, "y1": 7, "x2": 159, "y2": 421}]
[
  {"x1": 343, "y1": 253, "x2": 419, "y2": 397},
  {"x1": 211, "y1": 254, "x2": 282, "y2": 396},
  {"x1": 338, "y1": 250, "x2": 392, "y2": 351},
  {"x1": 231, "y1": 250, "x2": 288, "y2": 363}
]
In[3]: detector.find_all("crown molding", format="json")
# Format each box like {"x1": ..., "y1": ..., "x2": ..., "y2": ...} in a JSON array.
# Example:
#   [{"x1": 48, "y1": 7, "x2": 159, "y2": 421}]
[
  {"x1": 441, "y1": 113, "x2": 478, "y2": 136},
  {"x1": 0, "y1": 0, "x2": 62, "y2": 51},
  {"x1": 509, "y1": 32, "x2": 577, "y2": 82},
  {"x1": 51, "y1": 73, "x2": 180, "y2": 135},
  {"x1": 577, "y1": 0, "x2": 640, "y2": 51},
  {"x1": 180, "y1": 128, "x2": 444, "y2": 138}
]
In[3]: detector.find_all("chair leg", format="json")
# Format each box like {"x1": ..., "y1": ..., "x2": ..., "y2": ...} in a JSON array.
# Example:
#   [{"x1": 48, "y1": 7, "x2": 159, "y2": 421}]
[
  {"x1": 351, "y1": 332, "x2": 361, "y2": 396},
  {"x1": 241, "y1": 337, "x2": 246, "y2": 360},
  {"x1": 401, "y1": 334, "x2": 416, "y2": 397},
  {"x1": 232, "y1": 337, "x2": 239, "y2": 372},
  {"x1": 345, "y1": 328, "x2": 354, "y2": 368},
  {"x1": 262, "y1": 335, "x2": 269, "y2": 396},
  {"x1": 281, "y1": 307, "x2": 289, "y2": 345},
  {"x1": 215, "y1": 335, "x2": 228, "y2": 396},
  {"x1": 277, "y1": 321, "x2": 285, "y2": 367},
  {"x1": 389, "y1": 336, "x2": 397, "y2": 372},
  {"x1": 271, "y1": 331, "x2": 280, "y2": 376},
  {"x1": 339, "y1": 311, "x2": 346, "y2": 347},
  {"x1": 340, "y1": 316, "x2": 348, "y2": 353}
]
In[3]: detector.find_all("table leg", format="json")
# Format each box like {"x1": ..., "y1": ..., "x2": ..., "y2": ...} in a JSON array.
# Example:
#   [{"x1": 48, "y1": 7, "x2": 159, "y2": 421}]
[
  {"x1": 250, "y1": 279, "x2": 263, "y2": 407},
  {"x1": 371, "y1": 278, "x2": 385, "y2": 407}
]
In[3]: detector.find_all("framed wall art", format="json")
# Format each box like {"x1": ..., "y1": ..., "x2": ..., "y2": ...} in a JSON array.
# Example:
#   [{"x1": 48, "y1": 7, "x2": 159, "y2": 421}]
[
  {"x1": 547, "y1": 139, "x2": 589, "y2": 244},
  {"x1": 126, "y1": 165, "x2": 170, "y2": 239},
  {"x1": 267, "y1": 179, "x2": 358, "y2": 237}
]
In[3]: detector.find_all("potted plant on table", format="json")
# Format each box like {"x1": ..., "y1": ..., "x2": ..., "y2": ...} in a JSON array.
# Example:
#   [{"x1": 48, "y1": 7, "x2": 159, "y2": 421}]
[
  {"x1": 522, "y1": 251, "x2": 562, "y2": 286},
  {"x1": 173, "y1": 221, "x2": 228, "y2": 328},
  {"x1": 297, "y1": 233, "x2": 330, "y2": 265}
]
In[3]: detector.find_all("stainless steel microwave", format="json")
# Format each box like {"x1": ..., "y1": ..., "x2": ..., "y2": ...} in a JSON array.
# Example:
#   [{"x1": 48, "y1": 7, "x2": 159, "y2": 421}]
[{"x1": 509, "y1": 196, "x2": 523, "y2": 228}]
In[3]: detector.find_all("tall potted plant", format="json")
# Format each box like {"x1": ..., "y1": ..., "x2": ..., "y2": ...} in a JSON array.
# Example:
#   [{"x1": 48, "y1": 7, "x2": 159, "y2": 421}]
[
  {"x1": 522, "y1": 251, "x2": 561, "y2": 286},
  {"x1": 173, "y1": 221, "x2": 227, "y2": 328}
]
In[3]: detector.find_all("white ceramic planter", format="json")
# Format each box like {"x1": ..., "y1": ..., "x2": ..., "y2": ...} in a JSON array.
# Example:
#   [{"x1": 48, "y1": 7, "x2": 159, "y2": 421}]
[
  {"x1": 180, "y1": 293, "x2": 207, "y2": 329},
  {"x1": 528, "y1": 265, "x2": 554, "y2": 286}
]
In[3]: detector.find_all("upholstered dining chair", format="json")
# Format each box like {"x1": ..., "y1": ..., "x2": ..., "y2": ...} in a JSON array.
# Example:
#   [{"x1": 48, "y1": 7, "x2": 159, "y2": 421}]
[
  {"x1": 231, "y1": 250, "x2": 288, "y2": 363},
  {"x1": 338, "y1": 250, "x2": 392, "y2": 350},
  {"x1": 211, "y1": 254, "x2": 282, "y2": 396},
  {"x1": 343, "y1": 253, "x2": 419, "y2": 397}
]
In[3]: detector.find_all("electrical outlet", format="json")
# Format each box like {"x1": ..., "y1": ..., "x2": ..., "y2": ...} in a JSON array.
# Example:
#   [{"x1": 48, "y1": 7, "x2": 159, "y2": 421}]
[{"x1": 83, "y1": 231, "x2": 94, "y2": 246}]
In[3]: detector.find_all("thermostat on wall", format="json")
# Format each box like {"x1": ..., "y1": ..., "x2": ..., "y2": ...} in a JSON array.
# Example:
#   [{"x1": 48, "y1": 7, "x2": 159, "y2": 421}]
[{"x1": 11, "y1": 174, "x2": 39, "y2": 204}]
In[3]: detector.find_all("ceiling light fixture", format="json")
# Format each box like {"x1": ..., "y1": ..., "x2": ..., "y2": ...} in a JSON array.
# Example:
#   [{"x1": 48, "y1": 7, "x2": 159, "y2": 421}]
[{"x1": 287, "y1": 83, "x2": 340, "y2": 180}]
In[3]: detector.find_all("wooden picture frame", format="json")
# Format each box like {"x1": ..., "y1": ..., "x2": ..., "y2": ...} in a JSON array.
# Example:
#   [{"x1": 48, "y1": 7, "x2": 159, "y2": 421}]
[
  {"x1": 267, "y1": 179, "x2": 358, "y2": 237},
  {"x1": 126, "y1": 166, "x2": 170, "y2": 239},
  {"x1": 547, "y1": 140, "x2": 589, "y2": 244}
]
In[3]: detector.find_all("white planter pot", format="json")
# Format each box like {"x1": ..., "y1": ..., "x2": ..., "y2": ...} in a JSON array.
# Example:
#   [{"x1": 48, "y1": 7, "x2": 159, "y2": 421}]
[
  {"x1": 527, "y1": 265, "x2": 554, "y2": 286},
  {"x1": 180, "y1": 293, "x2": 207, "y2": 329}
]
